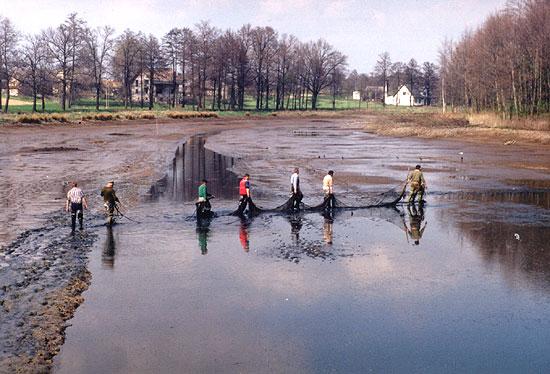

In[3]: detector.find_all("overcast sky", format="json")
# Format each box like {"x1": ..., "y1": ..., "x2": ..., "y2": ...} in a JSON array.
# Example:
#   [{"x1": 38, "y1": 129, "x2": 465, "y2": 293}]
[{"x1": 2, "y1": 0, "x2": 507, "y2": 72}]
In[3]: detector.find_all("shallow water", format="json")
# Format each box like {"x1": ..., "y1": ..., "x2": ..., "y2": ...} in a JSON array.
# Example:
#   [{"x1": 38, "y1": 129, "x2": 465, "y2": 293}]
[{"x1": 54, "y1": 132, "x2": 550, "y2": 373}]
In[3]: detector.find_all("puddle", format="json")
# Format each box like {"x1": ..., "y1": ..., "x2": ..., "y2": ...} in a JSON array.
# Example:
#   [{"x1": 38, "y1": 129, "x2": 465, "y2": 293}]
[{"x1": 168, "y1": 135, "x2": 240, "y2": 202}]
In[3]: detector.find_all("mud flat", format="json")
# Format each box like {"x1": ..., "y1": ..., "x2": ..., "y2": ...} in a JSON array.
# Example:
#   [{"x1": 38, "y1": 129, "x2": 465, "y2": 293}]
[{"x1": 1, "y1": 114, "x2": 549, "y2": 372}]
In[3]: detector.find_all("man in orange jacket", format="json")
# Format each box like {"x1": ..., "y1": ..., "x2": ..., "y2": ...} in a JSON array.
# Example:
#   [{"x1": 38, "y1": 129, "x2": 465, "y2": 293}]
[{"x1": 237, "y1": 174, "x2": 251, "y2": 215}]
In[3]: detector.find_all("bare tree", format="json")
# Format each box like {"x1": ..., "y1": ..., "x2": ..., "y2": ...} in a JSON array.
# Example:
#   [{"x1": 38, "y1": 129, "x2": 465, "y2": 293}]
[
  {"x1": 84, "y1": 26, "x2": 114, "y2": 110},
  {"x1": 301, "y1": 39, "x2": 347, "y2": 110},
  {"x1": 65, "y1": 13, "x2": 85, "y2": 108},
  {"x1": 375, "y1": 52, "x2": 391, "y2": 106},
  {"x1": 144, "y1": 34, "x2": 163, "y2": 110},
  {"x1": 0, "y1": 17, "x2": 20, "y2": 112},
  {"x1": 113, "y1": 30, "x2": 140, "y2": 108},
  {"x1": 43, "y1": 24, "x2": 72, "y2": 110},
  {"x1": 20, "y1": 34, "x2": 49, "y2": 112},
  {"x1": 440, "y1": 0, "x2": 549, "y2": 116},
  {"x1": 163, "y1": 28, "x2": 181, "y2": 108}
]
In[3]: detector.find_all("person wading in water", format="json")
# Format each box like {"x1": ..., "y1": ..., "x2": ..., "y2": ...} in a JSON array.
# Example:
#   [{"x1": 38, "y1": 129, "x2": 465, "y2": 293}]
[
  {"x1": 407, "y1": 165, "x2": 427, "y2": 204},
  {"x1": 101, "y1": 181, "x2": 120, "y2": 225},
  {"x1": 196, "y1": 179, "x2": 213, "y2": 218},
  {"x1": 323, "y1": 170, "x2": 335, "y2": 210},
  {"x1": 290, "y1": 168, "x2": 303, "y2": 211},
  {"x1": 237, "y1": 174, "x2": 251, "y2": 215},
  {"x1": 66, "y1": 181, "x2": 88, "y2": 232}
]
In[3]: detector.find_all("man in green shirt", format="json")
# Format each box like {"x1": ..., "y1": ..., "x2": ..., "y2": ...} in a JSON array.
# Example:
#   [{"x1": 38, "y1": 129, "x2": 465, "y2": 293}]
[
  {"x1": 407, "y1": 165, "x2": 427, "y2": 204},
  {"x1": 101, "y1": 181, "x2": 120, "y2": 225},
  {"x1": 197, "y1": 179, "x2": 212, "y2": 217}
]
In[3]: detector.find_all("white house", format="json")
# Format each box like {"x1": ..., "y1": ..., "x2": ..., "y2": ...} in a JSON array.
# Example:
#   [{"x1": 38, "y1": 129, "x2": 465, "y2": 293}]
[{"x1": 384, "y1": 83, "x2": 422, "y2": 106}]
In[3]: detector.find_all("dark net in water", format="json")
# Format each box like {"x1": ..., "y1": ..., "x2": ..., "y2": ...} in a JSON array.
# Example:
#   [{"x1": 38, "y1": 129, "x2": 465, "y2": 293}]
[{"x1": 231, "y1": 182, "x2": 408, "y2": 215}]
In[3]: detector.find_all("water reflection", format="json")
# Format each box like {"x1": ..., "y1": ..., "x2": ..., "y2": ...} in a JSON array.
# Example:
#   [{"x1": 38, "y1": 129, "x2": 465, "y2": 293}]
[
  {"x1": 441, "y1": 190, "x2": 550, "y2": 288},
  {"x1": 239, "y1": 219, "x2": 250, "y2": 252},
  {"x1": 289, "y1": 214, "x2": 303, "y2": 244},
  {"x1": 102, "y1": 226, "x2": 116, "y2": 268},
  {"x1": 196, "y1": 227, "x2": 210, "y2": 255},
  {"x1": 170, "y1": 136, "x2": 240, "y2": 202},
  {"x1": 322, "y1": 212, "x2": 334, "y2": 245},
  {"x1": 405, "y1": 204, "x2": 427, "y2": 245}
]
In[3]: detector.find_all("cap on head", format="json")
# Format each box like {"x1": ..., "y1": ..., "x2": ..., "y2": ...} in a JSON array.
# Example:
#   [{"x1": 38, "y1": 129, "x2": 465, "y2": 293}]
[
  {"x1": 328, "y1": 170, "x2": 334, "y2": 176},
  {"x1": 415, "y1": 165, "x2": 421, "y2": 170}
]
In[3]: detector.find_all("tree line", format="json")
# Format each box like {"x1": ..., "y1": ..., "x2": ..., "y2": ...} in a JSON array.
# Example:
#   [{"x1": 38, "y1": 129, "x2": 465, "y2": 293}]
[
  {"x1": 439, "y1": 0, "x2": 549, "y2": 116},
  {"x1": 0, "y1": 14, "x2": 350, "y2": 112}
]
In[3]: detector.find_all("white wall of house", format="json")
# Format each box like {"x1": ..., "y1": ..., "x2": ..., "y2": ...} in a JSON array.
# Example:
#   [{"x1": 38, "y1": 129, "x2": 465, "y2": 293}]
[
  {"x1": 384, "y1": 84, "x2": 419, "y2": 107},
  {"x1": 394, "y1": 85, "x2": 414, "y2": 106}
]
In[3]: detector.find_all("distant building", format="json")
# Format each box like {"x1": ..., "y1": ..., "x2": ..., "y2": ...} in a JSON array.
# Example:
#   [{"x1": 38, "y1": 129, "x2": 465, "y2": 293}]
[
  {"x1": 1, "y1": 77, "x2": 20, "y2": 97},
  {"x1": 384, "y1": 83, "x2": 423, "y2": 106},
  {"x1": 132, "y1": 70, "x2": 184, "y2": 104}
]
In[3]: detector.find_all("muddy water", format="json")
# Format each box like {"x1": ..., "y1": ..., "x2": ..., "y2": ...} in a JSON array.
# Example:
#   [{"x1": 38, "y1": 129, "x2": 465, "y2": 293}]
[{"x1": 54, "y1": 131, "x2": 550, "y2": 373}]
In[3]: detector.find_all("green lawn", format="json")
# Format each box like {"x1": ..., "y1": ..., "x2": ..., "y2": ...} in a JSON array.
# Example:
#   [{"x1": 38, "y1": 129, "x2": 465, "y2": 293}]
[{"x1": 1, "y1": 95, "x2": 440, "y2": 115}]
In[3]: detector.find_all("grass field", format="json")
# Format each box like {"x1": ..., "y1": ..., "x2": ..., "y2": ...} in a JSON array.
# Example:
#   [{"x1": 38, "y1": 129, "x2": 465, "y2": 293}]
[{"x1": 0, "y1": 94, "x2": 441, "y2": 115}]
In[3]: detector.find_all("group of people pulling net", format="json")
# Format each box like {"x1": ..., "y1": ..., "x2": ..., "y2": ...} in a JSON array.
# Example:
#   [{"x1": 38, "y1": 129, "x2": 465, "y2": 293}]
[
  {"x1": 196, "y1": 165, "x2": 427, "y2": 219},
  {"x1": 64, "y1": 166, "x2": 427, "y2": 229}
]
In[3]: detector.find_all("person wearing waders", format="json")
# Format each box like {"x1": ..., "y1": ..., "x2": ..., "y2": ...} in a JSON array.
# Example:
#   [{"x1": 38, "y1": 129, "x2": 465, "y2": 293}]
[
  {"x1": 323, "y1": 170, "x2": 335, "y2": 210},
  {"x1": 290, "y1": 168, "x2": 303, "y2": 211},
  {"x1": 101, "y1": 181, "x2": 120, "y2": 225},
  {"x1": 407, "y1": 165, "x2": 427, "y2": 204},
  {"x1": 237, "y1": 174, "x2": 251, "y2": 215},
  {"x1": 66, "y1": 182, "x2": 88, "y2": 232},
  {"x1": 196, "y1": 179, "x2": 212, "y2": 217}
]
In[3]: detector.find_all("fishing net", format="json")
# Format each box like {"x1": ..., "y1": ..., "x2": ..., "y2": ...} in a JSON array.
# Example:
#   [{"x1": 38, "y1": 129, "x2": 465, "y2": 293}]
[{"x1": 230, "y1": 181, "x2": 408, "y2": 215}]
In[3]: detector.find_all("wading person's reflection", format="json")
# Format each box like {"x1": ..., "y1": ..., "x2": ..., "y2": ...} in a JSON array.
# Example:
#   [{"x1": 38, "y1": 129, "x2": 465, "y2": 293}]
[
  {"x1": 290, "y1": 215, "x2": 303, "y2": 243},
  {"x1": 197, "y1": 227, "x2": 209, "y2": 255},
  {"x1": 323, "y1": 212, "x2": 334, "y2": 245},
  {"x1": 239, "y1": 221, "x2": 250, "y2": 252},
  {"x1": 102, "y1": 226, "x2": 116, "y2": 267},
  {"x1": 405, "y1": 204, "x2": 427, "y2": 245}
]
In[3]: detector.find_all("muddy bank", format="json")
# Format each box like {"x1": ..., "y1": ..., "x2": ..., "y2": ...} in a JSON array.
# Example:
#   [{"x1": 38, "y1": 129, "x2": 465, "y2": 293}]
[
  {"x1": 361, "y1": 112, "x2": 550, "y2": 145},
  {"x1": 0, "y1": 213, "x2": 97, "y2": 373}
]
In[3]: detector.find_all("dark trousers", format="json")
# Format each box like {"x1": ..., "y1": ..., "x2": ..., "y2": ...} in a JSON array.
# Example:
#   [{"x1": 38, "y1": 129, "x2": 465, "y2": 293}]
[
  {"x1": 237, "y1": 195, "x2": 250, "y2": 215},
  {"x1": 323, "y1": 193, "x2": 336, "y2": 210},
  {"x1": 196, "y1": 199, "x2": 211, "y2": 217},
  {"x1": 291, "y1": 191, "x2": 303, "y2": 210},
  {"x1": 70, "y1": 202, "x2": 83, "y2": 231}
]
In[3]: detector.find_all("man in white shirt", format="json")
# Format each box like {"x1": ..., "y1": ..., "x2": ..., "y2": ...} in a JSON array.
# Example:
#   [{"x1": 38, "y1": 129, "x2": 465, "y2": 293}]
[
  {"x1": 66, "y1": 181, "x2": 88, "y2": 232},
  {"x1": 290, "y1": 168, "x2": 303, "y2": 210},
  {"x1": 322, "y1": 170, "x2": 335, "y2": 209}
]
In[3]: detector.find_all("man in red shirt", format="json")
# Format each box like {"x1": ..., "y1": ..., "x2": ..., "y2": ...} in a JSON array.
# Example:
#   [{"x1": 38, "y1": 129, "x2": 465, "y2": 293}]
[{"x1": 237, "y1": 174, "x2": 251, "y2": 215}]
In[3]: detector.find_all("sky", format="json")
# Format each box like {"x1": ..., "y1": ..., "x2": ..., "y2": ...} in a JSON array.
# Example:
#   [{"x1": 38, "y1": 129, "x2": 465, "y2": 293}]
[{"x1": 1, "y1": 0, "x2": 508, "y2": 72}]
